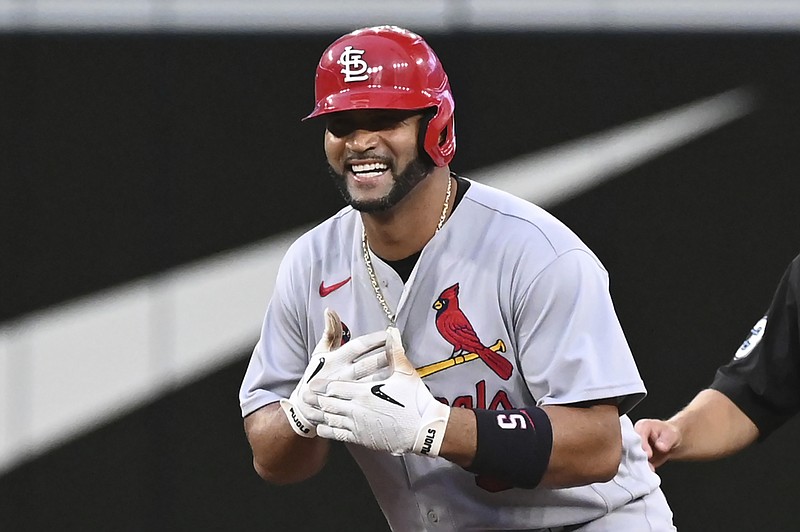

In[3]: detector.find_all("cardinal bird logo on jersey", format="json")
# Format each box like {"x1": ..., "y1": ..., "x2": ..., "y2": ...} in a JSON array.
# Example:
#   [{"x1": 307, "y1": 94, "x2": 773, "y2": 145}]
[{"x1": 432, "y1": 283, "x2": 513, "y2": 380}]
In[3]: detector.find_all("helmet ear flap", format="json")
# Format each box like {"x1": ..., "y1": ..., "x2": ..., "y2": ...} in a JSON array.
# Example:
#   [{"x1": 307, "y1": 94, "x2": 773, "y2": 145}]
[
  {"x1": 417, "y1": 108, "x2": 437, "y2": 166},
  {"x1": 422, "y1": 96, "x2": 456, "y2": 167}
]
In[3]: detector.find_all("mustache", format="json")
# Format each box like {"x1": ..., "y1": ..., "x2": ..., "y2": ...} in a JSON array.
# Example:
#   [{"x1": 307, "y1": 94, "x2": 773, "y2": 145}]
[
  {"x1": 326, "y1": 154, "x2": 434, "y2": 213},
  {"x1": 344, "y1": 153, "x2": 393, "y2": 167}
]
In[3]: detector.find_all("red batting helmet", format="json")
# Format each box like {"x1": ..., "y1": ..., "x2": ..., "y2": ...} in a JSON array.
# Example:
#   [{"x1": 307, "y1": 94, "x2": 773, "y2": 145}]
[{"x1": 304, "y1": 25, "x2": 456, "y2": 167}]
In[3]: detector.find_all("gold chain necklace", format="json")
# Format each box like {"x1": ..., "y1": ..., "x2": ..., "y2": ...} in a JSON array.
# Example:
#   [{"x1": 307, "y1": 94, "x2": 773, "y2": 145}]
[{"x1": 362, "y1": 176, "x2": 452, "y2": 324}]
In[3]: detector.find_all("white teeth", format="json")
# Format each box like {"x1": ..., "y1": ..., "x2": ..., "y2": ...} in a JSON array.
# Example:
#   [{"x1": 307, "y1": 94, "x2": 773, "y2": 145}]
[{"x1": 351, "y1": 162, "x2": 388, "y2": 175}]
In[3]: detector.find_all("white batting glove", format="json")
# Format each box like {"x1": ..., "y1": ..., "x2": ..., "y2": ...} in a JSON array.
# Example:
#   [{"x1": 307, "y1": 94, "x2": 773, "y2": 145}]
[
  {"x1": 312, "y1": 327, "x2": 451, "y2": 457},
  {"x1": 280, "y1": 308, "x2": 391, "y2": 438}
]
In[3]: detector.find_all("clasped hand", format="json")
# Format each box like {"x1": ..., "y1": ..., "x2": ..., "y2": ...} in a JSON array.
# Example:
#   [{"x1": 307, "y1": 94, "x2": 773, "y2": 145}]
[
  {"x1": 280, "y1": 308, "x2": 391, "y2": 437},
  {"x1": 283, "y1": 309, "x2": 451, "y2": 457},
  {"x1": 304, "y1": 324, "x2": 451, "y2": 458}
]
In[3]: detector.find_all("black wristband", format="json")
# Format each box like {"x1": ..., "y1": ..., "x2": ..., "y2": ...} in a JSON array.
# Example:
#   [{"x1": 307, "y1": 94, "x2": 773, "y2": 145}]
[{"x1": 466, "y1": 407, "x2": 553, "y2": 489}]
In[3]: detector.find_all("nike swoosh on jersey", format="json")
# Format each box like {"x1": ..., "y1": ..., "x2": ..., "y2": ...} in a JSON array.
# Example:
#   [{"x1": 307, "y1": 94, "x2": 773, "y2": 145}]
[
  {"x1": 319, "y1": 277, "x2": 351, "y2": 297},
  {"x1": 371, "y1": 384, "x2": 405, "y2": 407}
]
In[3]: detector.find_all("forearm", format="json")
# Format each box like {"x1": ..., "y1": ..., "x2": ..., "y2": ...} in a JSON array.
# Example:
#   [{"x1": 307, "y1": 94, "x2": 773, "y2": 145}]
[
  {"x1": 668, "y1": 388, "x2": 759, "y2": 460},
  {"x1": 438, "y1": 406, "x2": 477, "y2": 467},
  {"x1": 244, "y1": 402, "x2": 331, "y2": 484},
  {"x1": 540, "y1": 403, "x2": 621, "y2": 487},
  {"x1": 439, "y1": 402, "x2": 621, "y2": 489}
]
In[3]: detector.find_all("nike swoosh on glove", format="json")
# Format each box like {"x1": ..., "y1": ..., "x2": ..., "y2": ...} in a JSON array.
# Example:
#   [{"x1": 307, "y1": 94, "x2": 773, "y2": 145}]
[
  {"x1": 280, "y1": 308, "x2": 391, "y2": 438},
  {"x1": 312, "y1": 327, "x2": 452, "y2": 457}
]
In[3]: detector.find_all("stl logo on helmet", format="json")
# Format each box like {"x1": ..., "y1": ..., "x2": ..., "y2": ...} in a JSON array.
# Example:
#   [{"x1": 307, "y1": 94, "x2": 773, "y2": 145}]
[{"x1": 339, "y1": 46, "x2": 370, "y2": 82}]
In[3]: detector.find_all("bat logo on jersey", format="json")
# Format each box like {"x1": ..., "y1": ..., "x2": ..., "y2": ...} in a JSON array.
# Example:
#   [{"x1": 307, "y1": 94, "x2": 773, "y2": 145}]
[
  {"x1": 339, "y1": 46, "x2": 370, "y2": 82},
  {"x1": 430, "y1": 283, "x2": 513, "y2": 380}
]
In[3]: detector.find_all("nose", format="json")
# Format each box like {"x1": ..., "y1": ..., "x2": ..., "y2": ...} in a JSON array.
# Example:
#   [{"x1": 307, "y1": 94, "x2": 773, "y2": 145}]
[{"x1": 345, "y1": 128, "x2": 379, "y2": 153}]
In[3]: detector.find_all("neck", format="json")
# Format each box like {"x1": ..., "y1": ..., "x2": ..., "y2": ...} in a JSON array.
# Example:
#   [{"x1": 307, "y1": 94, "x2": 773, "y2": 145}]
[{"x1": 362, "y1": 166, "x2": 453, "y2": 261}]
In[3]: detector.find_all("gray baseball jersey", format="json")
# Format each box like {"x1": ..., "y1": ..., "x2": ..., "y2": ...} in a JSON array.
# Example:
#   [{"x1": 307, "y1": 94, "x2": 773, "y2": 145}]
[{"x1": 240, "y1": 178, "x2": 674, "y2": 531}]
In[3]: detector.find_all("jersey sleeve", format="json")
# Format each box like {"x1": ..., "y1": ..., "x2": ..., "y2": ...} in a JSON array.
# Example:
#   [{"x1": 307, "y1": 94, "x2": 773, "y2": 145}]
[
  {"x1": 710, "y1": 254, "x2": 800, "y2": 439},
  {"x1": 239, "y1": 243, "x2": 312, "y2": 418},
  {"x1": 514, "y1": 249, "x2": 646, "y2": 415}
]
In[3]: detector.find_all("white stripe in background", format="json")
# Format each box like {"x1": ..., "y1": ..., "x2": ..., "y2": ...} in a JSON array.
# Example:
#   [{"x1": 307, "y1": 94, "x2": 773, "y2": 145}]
[
  {"x1": 0, "y1": 87, "x2": 755, "y2": 473},
  {"x1": 478, "y1": 87, "x2": 756, "y2": 208}
]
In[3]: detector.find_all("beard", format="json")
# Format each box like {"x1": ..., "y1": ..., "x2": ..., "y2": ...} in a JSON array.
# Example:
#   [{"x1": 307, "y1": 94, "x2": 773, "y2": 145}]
[{"x1": 328, "y1": 155, "x2": 434, "y2": 213}]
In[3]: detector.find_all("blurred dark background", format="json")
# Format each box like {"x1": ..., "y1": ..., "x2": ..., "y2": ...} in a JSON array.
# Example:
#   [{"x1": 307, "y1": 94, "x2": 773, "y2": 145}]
[{"x1": 3, "y1": 26, "x2": 800, "y2": 532}]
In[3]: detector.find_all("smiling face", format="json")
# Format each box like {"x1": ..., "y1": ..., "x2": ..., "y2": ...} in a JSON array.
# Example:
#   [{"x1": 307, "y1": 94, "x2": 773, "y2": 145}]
[{"x1": 324, "y1": 109, "x2": 434, "y2": 213}]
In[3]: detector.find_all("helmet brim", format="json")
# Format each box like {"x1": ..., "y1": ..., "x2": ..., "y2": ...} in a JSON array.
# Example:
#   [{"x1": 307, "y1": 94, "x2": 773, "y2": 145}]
[{"x1": 303, "y1": 87, "x2": 439, "y2": 121}]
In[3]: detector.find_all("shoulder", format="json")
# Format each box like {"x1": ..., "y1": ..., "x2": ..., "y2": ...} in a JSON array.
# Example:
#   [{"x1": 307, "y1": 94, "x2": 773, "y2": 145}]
[
  {"x1": 458, "y1": 179, "x2": 604, "y2": 271},
  {"x1": 275, "y1": 207, "x2": 358, "y2": 290},
  {"x1": 767, "y1": 252, "x2": 800, "y2": 304},
  {"x1": 788, "y1": 253, "x2": 800, "y2": 282},
  {"x1": 284, "y1": 206, "x2": 358, "y2": 263}
]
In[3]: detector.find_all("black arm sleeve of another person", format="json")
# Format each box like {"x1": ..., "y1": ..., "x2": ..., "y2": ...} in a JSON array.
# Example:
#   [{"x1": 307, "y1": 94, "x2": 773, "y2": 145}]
[{"x1": 711, "y1": 253, "x2": 800, "y2": 440}]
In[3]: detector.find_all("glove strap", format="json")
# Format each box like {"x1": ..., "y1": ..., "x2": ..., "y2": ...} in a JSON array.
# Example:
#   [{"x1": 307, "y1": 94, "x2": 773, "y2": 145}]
[
  {"x1": 280, "y1": 398, "x2": 317, "y2": 438},
  {"x1": 412, "y1": 400, "x2": 451, "y2": 457}
]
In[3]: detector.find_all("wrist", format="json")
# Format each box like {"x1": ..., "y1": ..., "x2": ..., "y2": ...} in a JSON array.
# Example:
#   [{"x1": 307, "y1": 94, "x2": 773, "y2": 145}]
[
  {"x1": 280, "y1": 398, "x2": 317, "y2": 438},
  {"x1": 411, "y1": 398, "x2": 451, "y2": 457},
  {"x1": 465, "y1": 407, "x2": 553, "y2": 489},
  {"x1": 437, "y1": 407, "x2": 477, "y2": 467}
]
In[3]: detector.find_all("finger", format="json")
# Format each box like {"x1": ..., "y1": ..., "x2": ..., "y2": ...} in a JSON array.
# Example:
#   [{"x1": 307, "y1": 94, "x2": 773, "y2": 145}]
[
  {"x1": 296, "y1": 401, "x2": 325, "y2": 424},
  {"x1": 317, "y1": 424, "x2": 355, "y2": 443},
  {"x1": 299, "y1": 387, "x2": 322, "y2": 407},
  {"x1": 321, "y1": 411, "x2": 356, "y2": 431},
  {"x1": 639, "y1": 436, "x2": 654, "y2": 459},
  {"x1": 652, "y1": 422, "x2": 680, "y2": 451},
  {"x1": 654, "y1": 433, "x2": 677, "y2": 453},
  {"x1": 324, "y1": 379, "x2": 373, "y2": 400},
  {"x1": 339, "y1": 330, "x2": 388, "y2": 362},
  {"x1": 306, "y1": 377, "x2": 328, "y2": 395},
  {"x1": 641, "y1": 435, "x2": 656, "y2": 458},
  {"x1": 363, "y1": 366, "x2": 394, "y2": 382},
  {"x1": 352, "y1": 350, "x2": 390, "y2": 380},
  {"x1": 318, "y1": 392, "x2": 358, "y2": 413},
  {"x1": 650, "y1": 455, "x2": 669, "y2": 469},
  {"x1": 385, "y1": 327, "x2": 414, "y2": 376},
  {"x1": 321, "y1": 307, "x2": 344, "y2": 350},
  {"x1": 633, "y1": 420, "x2": 657, "y2": 457}
]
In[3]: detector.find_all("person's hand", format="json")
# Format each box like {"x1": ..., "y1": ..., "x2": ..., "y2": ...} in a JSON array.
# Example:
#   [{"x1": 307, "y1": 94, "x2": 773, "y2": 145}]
[
  {"x1": 280, "y1": 308, "x2": 390, "y2": 438},
  {"x1": 634, "y1": 418, "x2": 682, "y2": 470},
  {"x1": 310, "y1": 327, "x2": 451, "y2": 457}
]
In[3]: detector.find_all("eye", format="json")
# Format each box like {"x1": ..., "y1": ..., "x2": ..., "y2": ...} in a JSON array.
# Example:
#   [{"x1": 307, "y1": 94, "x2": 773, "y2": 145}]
[
  {"x1": 326, "y1": 118, "x2": 354, "y2": 138},
  {"x1": 325, "y1": 111, "x2": 420, "y2": 137},
  {"x1": 374, "y1": 116, "x2": 404, "y2": 130},
  {"x1": 372, "y1": 111, "x2": 420, "y2": 130}
]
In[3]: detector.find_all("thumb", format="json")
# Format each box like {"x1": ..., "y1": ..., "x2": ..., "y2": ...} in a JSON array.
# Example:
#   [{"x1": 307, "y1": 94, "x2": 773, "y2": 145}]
[
  {"x1": 386, "y1": 327, "x2": 414, "y2": 376},
  {"x1": 317, "y1": 308, "x2": 343, "y2": 352},
  {"x1": 654, "y1": 425, "x2": 680, "y2": 452}
]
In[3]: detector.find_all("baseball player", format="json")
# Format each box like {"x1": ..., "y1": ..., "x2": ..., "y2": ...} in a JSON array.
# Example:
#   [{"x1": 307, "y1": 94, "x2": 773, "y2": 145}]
[
  {"x1": 636, "y1": 252, "x2": 800, "y2": 468},
  {"x1": 240, "y1": 26, "x2": 676, "y2": 531}
]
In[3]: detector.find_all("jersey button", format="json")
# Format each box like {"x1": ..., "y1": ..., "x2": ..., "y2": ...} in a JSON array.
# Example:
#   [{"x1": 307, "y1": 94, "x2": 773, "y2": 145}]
[{"x1": 426, "y1": 510, "x2": 439, "y2": 523}]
